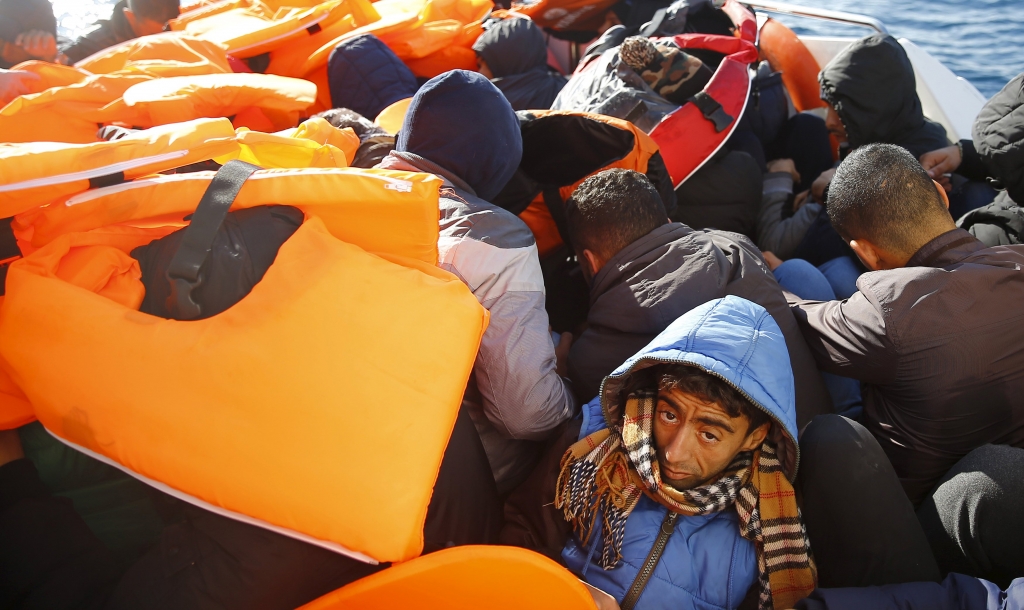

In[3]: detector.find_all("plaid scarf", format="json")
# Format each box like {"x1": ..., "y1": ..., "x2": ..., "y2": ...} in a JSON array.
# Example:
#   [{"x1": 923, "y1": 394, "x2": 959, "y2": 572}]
[{"x1": 555, "y1": 390, "x2": 816, "y2": 610}]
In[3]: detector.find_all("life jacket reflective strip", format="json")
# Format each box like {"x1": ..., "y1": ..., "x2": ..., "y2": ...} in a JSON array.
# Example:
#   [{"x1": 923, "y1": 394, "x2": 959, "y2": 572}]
[
  {"x1": 514, "y1": 110, "x2": 662, "y2": 258},
  {"x1": 14, "y1": 167, "x2": 443, "y2": 264},
  {"x1": 647, "y1": 33, "x2": 758, "y2": 187},
  {"x1": 170, "y1": 0, "x2": 352, "y2": 58},
  {"x1": 300, "y1": 545, "x2": 596, "y2": 609},
  {"x1": 0, "y1": 118, "x2": 239, "y2": 216},
  {"x1": 0, "y1": 216, "x2": 487, "y2": 563}
]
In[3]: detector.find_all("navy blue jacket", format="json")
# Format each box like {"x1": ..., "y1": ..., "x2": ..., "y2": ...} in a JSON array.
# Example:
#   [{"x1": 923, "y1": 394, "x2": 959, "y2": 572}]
[{"x1": 326, "y1": 33, "x2": 418, "y2": 120}]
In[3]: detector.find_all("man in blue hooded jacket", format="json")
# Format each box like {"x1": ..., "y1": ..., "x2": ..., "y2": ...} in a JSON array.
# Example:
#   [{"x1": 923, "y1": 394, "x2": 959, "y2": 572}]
[
  {"x1": 376, "y1": 70, "x2": 577, "y2": 494},
  {"x1": 559, "y1": 297, "x2": 950, "y2": 610}
]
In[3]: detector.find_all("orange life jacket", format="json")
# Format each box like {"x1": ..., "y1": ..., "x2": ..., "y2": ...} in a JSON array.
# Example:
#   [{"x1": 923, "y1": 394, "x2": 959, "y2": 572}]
[
  {"x1": 300, "y1": 545, "x2": 596, "y2": 609},
  {"x1": 0, "y1": 171, "x2": 486, "y2": 563}
]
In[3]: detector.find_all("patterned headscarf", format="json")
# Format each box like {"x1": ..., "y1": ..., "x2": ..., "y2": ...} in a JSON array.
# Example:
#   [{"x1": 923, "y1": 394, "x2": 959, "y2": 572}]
[{"x1": 556, "y1": 390, "x2": 816, "y2": 610}]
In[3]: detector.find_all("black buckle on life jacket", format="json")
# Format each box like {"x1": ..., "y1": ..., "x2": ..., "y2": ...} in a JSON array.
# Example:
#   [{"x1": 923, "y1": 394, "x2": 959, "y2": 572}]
[{"x1": 689, "y1": 91, "x2": 734, "y2": 133}]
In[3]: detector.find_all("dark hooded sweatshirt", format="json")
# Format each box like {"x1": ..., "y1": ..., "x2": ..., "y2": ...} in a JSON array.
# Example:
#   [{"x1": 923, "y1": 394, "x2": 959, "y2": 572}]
[
  {"x1": 379, "y1": 71, "x2": 576, "y2": 492},
  {"x1": 60, "y1": 0, "x2": 138, "y2": 64},
  {"x1": 566, "y1": 222, "x2": 834, "y2": 430},
  {"x1": 820, "y1": 34, "x2": 948, "y2": 158},
  {"x1": 326, "y1": 33, "x2": 418, "y2": 121},
  {"x1": 472, "y1": 18, "x2": 568, "y2": 112}
]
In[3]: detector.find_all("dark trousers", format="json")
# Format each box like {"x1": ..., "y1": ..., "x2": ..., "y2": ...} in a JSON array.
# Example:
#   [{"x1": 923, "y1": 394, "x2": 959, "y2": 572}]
[
  {"x1": 917, "y1": 444, "x2": 1024, "y2": 589},
  {"x1": 798, "y1": 415, "x2": 1024, "y2": 590},
  {"x1": 797, "y1": 415, "x2": 941, "y2": 588},
  {"x1": 0, "y1": 405, "x2": 501, "y2": 610}
]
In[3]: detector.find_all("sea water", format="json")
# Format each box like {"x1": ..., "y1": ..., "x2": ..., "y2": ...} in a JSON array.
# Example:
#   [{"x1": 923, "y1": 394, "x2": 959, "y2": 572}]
[{"x1": 54, "y1": 0, "x2": 1024, "y2": 97}]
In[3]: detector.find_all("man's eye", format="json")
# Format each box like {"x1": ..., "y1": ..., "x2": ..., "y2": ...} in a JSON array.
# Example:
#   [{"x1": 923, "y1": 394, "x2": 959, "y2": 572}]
[
  {"x1": 701, "y1": 431, "x2": 718, "y2": 442},
  {"x1": 660, "y1": 410, "x2": 677, "y2": 422}
]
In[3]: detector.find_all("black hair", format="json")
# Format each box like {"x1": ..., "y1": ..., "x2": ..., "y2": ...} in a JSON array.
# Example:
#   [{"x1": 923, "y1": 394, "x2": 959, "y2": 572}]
[
  {"x1": 619, "y1": 363, "x2": 771, "y2": 435},
  {"x1": 564, "y1": 168, "x2": 667, "y2": 260},
  {"x1": 827, "y1": 143, "x2": 951, "y2": 256},
  {"x1": 127, "y1": 0, "x2": 180, "y2": 24}
]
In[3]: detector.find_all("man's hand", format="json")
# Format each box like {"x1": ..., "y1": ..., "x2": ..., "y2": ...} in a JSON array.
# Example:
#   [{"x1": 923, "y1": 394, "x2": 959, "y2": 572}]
[
  {"x1": 793, "y1": 189, "x2": 811, "y2": 212},
  {"x1": 811, "y1": 167, "x2": 836, "y2": 202},
  {"x1": 14, "y1": 30, "x2": 57, "y2": 61},
  {"x1": 0, "y1": 69, "x2": 40, "y2": 105},
  {"x1": 762, "y1": 251, "x2": 784, "y2": 271},
  {"x1": 920, "y1": 145, "x2": 961, "y2": 192},
  {"x1": 766, "y1": 158, "x2": 801, "y2": 186},
  {"x1": 582, "y1": 581, "x2": 621, "y2": 610},
  {"x1": 555, "y1": 331, "x2": 573, "y2": 378}
]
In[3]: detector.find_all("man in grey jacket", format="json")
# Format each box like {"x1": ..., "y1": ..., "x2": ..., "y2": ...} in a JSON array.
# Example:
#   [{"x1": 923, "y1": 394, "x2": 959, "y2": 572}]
[
  {"x1": 377, "y1": 70, "x2": 576, "y2": 494},
  {"x1": 563, "y1": 168, "x2": 833, "y2": 429},
  {"x1": 786, "y1": 143, "x2": 1024, "y2": 582}
]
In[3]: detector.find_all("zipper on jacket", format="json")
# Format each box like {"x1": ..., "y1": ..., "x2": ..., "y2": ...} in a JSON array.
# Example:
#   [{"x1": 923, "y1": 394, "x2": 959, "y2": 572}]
[{"x1": 620, "y1": 510, "x2": 679, "y2": 610}]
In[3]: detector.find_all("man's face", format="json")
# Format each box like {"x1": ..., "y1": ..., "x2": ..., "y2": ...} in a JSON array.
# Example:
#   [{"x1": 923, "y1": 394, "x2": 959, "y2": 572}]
[
  {"x1": 825, "y1": 105, "x2": 848, "y2": 144},
  {"x1": 124, "y1": 8, "x2": 169, "y2": 37},
  {"x1": 652, "y1": 386, "x2": 769, "y2": 490}
]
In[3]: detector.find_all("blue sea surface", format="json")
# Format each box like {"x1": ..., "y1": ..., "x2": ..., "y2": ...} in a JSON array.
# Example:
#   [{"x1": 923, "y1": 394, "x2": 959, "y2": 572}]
[
  {"x1": 55, "y1": 0, "x2": 1024, "y2": 98},
  {"x1": 758, "y1": 0, "x2": 1024, "y2": 99}
]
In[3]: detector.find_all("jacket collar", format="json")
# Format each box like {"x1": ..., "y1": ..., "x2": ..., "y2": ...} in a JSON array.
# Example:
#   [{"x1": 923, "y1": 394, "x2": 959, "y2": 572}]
[
  {"x1": 591, "y1": 222, "x2": 687, "y2": 301},
  {"x1": 376, "y1": 151, "x2": 478, "y2": 197},
  {"x1": 906, "y1": 228, "x2": 985, "y2": 268}
]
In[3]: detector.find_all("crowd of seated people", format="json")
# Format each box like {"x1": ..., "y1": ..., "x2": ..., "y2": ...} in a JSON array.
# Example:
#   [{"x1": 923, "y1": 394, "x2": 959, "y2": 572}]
[{"x1": 1, "y1": 1, "x2": 1024, "y2": 609}]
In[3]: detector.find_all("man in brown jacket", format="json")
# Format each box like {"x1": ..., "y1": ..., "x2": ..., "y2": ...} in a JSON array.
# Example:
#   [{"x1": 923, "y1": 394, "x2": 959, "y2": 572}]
[{"x1": 786, "y1": 143, "x2": 1024, "y2": 584}]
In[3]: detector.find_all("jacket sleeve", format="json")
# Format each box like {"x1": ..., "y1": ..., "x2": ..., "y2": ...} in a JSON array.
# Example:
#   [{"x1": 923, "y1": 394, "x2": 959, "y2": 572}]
[
  {"x1": 441, "y1": 233, "x2": 576, "y2": 441},
  {"x1": 756, "y1": 172, "x2": 822, "y2": 259},
  {"x1": 785, "y1": 288, "x2": 899, "y2": 384}
]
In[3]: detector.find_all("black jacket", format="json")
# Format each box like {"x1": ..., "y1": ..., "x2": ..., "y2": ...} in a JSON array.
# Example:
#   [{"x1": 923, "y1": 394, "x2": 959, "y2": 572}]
[
  {"x1": 567, "y1": 222, "x2": 834, "y2": 429},
  {"x1": 472, "y1": 19, "x2": 567, "y2": 111},
  {"x1": 954, "y1": 72, "x2": 1024, "y2": 245},
  {"x1": 819, "y1": 35, "x2": 948, "y2": 158},
  {"x1": 60, "y1": 0, "x2": 136, "y2": 64},
  {"x1": 973, "y1": 72, "x2": 1024, "y2": 204}
]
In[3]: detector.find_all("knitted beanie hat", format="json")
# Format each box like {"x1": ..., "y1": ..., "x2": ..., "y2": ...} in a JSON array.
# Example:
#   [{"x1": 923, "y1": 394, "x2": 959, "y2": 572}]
[{"x1": 619, "y1": 36, "x2": 713, "y2": 106}]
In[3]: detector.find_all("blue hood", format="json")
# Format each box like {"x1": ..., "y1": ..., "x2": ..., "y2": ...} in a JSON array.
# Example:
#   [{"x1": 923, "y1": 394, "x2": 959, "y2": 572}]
[
  {"x1": 327, "y1": 34, "x2": 418, "y2": 120},
  {"x1": 597, "y1": 296, "x2": 800, "y2": 479},
  {"x1": 396, "y1": 70, "x2": 523, "y2": 201}
]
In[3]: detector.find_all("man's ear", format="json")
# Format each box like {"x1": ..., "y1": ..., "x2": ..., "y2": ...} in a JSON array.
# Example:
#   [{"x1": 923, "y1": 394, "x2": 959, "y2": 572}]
[
  {"x1": 934, "y1": 180, "x2": 950, "y2": 210},
  {"x1": 849, "y1": 238, "x2": 883, "y2": 271},
  {"x1": 740, "y1": 422, "x2": 771, "y2": 452},
  {"x1": 581, "y1": 249, "x2": 604, "y2": 279}
]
